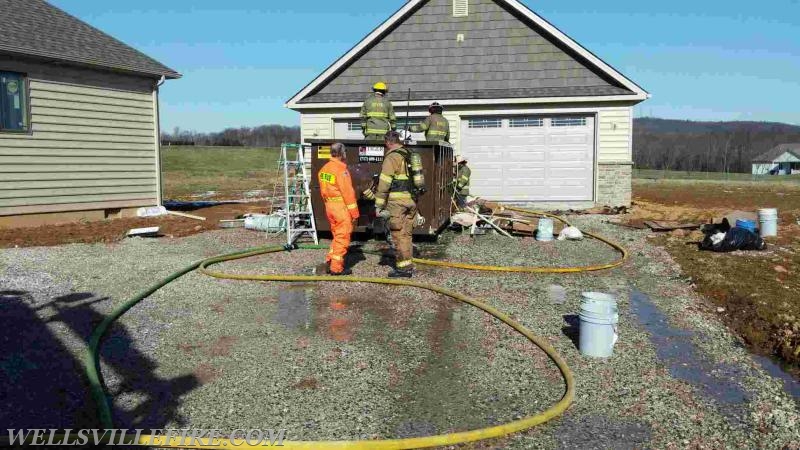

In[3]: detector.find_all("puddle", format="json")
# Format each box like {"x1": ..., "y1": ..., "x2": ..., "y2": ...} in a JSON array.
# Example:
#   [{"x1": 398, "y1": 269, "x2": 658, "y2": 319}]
[
  {"x1": 273, "y1": 285, "x2": 314, "y2": 330},
  {"x1": 753, "y1": 355, "x2": 800, "y2": 403},
  {"x1": 629, "y1": 289, "x2": 750, "y2": 420}
]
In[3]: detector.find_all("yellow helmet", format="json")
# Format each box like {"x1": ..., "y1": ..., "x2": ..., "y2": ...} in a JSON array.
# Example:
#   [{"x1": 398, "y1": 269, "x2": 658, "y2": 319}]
[{"x1": 372, "y1": 81, "x2": 388, "y2": 92}]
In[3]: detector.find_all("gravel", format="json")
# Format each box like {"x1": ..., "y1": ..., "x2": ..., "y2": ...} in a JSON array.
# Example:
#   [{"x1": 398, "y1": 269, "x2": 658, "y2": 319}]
[{"x1": 1, "y1": 215, "x2": 798, "y2": 448}]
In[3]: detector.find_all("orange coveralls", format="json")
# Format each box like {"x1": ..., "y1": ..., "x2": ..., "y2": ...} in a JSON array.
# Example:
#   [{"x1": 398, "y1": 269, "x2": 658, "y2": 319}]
[{"x1": 318, "y1": 158, "x2": 360, "y2": 273}]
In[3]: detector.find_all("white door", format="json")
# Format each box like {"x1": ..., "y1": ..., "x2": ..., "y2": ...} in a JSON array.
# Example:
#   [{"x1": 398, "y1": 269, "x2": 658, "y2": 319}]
[{"x1": 459, "y1": 115, "x2": 595, "y2": 202}]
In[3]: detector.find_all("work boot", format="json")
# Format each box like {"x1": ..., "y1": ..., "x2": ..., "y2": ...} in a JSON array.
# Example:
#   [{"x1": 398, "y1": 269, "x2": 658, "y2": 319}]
[
  {"x1": 329, "y1": 268, "x2": 353, "y2": 276},
  {"x1": 387, "y1": 268, "x2": 413, "y2": 278}
]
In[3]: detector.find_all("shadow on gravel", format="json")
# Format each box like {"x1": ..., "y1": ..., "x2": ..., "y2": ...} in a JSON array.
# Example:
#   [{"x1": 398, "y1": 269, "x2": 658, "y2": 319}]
[
  {"x1": 561, "y1": 314, "x2": 580, "y2": 351},
  {"x1": 0, "y1": 290, "x2": 198, "y2": 430}
]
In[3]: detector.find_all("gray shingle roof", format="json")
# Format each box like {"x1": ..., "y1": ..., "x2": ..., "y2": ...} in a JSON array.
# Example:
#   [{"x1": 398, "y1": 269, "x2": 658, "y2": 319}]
[
  {"x1": 752, "y1": 144, "x2": 800, "y2": 163},
  {"x1": 297, "y1": 0, "x2": 635, "y2": 104},
  {"x1": 0, "y1": 0, "x2": 180, "y2": 79}
]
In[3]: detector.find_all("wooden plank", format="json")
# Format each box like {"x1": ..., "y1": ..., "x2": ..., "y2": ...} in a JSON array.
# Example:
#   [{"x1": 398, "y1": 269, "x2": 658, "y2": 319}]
[{"x1": 644, "y1": 221, "x2": 702, "y2": 232}]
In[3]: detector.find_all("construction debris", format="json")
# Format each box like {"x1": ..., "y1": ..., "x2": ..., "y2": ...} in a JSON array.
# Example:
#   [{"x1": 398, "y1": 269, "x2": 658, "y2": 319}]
[
  {"x1": 126, "y1": 226, "x2": 160, "y2": 238},
  {"x1": 166, "y1": 210, "x2": 207, "y2": 221},
  {"x1": 644, "y1": 221, "x2": 702, "y2": 232}
]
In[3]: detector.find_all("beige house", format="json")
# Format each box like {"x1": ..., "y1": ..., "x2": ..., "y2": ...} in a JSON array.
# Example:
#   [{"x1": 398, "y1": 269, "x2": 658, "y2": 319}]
[
  {"x1": 0, "y1": 0, "x2": 179, "y2": 227},
  {"x1": 287, "y1": 0, "x2": 648, "y2": 207}
]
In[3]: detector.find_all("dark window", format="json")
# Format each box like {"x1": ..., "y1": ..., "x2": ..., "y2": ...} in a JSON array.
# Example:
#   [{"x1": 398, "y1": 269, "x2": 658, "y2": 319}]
[
  {"x1": 347, "y1": 121, "x2": 362, "y2": 132},
  {"x1": 0, "y1": 71, "x2": 29, "y2": 132}
]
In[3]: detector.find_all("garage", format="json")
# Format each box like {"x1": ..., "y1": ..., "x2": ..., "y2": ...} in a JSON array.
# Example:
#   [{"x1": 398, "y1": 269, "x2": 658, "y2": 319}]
[{"x1": 459, "y1": 115, "x2": 595, "y2": 202}]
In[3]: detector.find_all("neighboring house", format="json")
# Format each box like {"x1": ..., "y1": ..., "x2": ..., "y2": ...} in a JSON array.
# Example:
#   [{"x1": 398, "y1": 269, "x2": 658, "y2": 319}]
[
  {"x1": 0, "y1": 0, "x2": 179, "y2": 227},
  {"x1": 286, "y1": 0, "x2": 648, "y2": 207},
  {"x1": 751, "y1": 144, "x2": 800, "y2": 175}
]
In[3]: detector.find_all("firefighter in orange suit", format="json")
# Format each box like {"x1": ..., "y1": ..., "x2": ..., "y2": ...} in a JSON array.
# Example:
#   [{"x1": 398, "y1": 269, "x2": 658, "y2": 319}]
[{"x1": 319, "y1": 143, "x2": 360, "y2": 275}]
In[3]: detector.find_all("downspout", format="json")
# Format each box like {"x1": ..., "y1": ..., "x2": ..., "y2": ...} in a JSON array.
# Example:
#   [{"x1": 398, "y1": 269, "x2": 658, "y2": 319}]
[{"x1": 153, "y1": 75, "x2": 166, "y2": 206}]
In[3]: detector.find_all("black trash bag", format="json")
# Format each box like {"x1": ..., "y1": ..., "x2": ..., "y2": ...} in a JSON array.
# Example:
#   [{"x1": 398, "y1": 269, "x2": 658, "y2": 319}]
[{"x1": 700, "y1": 226, "x2": 767, "y2": 252}]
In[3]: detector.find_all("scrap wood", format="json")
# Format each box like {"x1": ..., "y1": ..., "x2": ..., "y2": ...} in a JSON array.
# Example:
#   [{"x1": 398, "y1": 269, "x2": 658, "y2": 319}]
[
  {"x1": 127, "y1": 226, "x2": 160, "y2": 237},
  {"x1": 644, "y1": 220, "x2": 701, "y2": 232},
  {"x1": 166, "y1": 210, "x2": 207, "y2": 221},
  {"x1": 465, "y1": 206, "x2": 513, "y2": 238}
]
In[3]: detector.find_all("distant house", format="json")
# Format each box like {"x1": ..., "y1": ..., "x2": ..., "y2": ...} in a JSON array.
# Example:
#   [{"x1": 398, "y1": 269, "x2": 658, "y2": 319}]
[
  {"x1": 751, "y1": 144, "x2": 800, "y2": 175},
  {"x1": 0, "y1": 0, "x2": 180, "y2": 227},
  {"x1": 287, "y1": 0, "x2": 649, "y2": 208}
]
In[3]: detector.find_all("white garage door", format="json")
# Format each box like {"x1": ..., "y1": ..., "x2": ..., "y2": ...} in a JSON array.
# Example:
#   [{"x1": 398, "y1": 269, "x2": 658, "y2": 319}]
[{"x1": 460, "y1": 115, "x2": 595, "y2": 202}]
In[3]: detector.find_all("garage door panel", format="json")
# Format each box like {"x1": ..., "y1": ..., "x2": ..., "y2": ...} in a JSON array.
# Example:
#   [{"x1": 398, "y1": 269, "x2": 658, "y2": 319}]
[{"x1": 462, "y1": 114, "x2": 595, "y2": 202}]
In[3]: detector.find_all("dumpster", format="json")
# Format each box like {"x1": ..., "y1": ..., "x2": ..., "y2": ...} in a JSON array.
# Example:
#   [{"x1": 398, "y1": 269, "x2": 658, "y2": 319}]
[{"x1": 307, "y1": 139, "x2": 454, "y2": 236}]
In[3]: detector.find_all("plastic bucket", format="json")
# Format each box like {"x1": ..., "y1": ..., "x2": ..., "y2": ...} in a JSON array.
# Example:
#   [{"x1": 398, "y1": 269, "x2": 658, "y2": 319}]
[
  {"x1": 757, "y1": 208, "x2": 778, "y2": 237},
  {"x1": 536, "y1": 217, "x2": 554, "y2": 241},
  {"x1": 735, "y1": 219, "x2": 757, "y2": 234},
  {"x1": 244, "y1": 214, "x2": 286, "y2": 232},
  {"x1": 579, "y1": 292, "x2": 619, "y2": 358}
]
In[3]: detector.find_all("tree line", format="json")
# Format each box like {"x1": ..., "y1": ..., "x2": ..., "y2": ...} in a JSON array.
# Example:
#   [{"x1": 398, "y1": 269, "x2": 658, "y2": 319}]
[
  {"x1": 162, "y1": 125, "x2": 300, "y2": 148},
  {"x1": 633, "y1": 118, "x2": 800, "y2": 173}
]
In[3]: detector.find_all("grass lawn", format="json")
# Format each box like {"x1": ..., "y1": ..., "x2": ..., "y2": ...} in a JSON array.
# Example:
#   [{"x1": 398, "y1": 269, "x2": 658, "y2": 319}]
[
  {"x1": 634, "y1": 169, "x2": 800, "y2": 183},
  {"x1": 161, "y1": 146, "x2": 282, "y2": 199}
]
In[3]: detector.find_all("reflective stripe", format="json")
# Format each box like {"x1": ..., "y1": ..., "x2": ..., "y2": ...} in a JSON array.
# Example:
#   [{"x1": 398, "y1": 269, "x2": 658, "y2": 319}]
[
  {"x1": 394, "y1": 174, "x2": 409, "y2": 180},
  {"x1": 396, "y1": 259, "x2": 413, "y2": 268},
  {"x1": 331, "y1": 255, "x2": 343, "y2": 261},
  {"x1": 367, "y1": 112, "x2": 388, "y2": 118},
  {"x1": 375, "y1": 198, "x2": 386, "y2": 207},
  {"x1": 389, "y1": 192, "x2": 413, "y2": 200},
  {"x1": 319, "y1": 172, "x2": 336, "y2": 184},
  {"x1": 324, "y1": 196, "x2": 344, "y2": 203},
  {"x1": 366, "y1": 128, "x2": 389, "y2": 134},
  {"x1": 459, "y1": 175, "x2": 470, "y2": 181},
  {"x1": 346, "y1": 203, "x2": 358, "y2": 210},
  {"x1": 428, "y1": 130, "x2": 447, "y2": 136},
  {"x1": 379, "y1": 173, "x2": 393, "y2": 183}
]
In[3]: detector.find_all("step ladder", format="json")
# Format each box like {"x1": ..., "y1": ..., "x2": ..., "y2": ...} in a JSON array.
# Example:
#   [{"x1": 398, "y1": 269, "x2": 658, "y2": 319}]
[{"x1": 280, "y1": 143, "x2": 319, "y2": 246}]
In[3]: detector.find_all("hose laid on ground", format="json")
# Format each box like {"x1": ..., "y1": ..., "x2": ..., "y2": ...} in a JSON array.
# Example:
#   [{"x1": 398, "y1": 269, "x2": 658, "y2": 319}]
[{"x1": 81, "y1": 208, "x2": 627, "y2": 449}]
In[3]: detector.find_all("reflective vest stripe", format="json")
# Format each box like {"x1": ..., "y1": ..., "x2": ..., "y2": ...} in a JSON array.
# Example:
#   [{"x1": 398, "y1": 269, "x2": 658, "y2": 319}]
[
  {"x1": 367, "y1": 112, "x2": 388, "y2": 118},
  {"x1": 388, "y1": 192, "x2": 413, "y2": 200},
  {"x1": 324, "y1": 196, "x2": 344, "y2": 203},
  {"x1": 379, "y1": 173, "x2": 393, "y2": 183},
  {"x1": 319, "y1": 172, "x2": 336, "y2": 184},
  {"x1": 366, "y1": 127, "x2": 389, "y2": 135},
  {"x1": 346, "y1": 203, "x2": 358, "y2": 210}
]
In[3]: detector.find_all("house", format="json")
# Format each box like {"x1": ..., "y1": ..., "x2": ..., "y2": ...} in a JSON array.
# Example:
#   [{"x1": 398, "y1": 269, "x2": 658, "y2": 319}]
[
  {"x1": 286, "y1": 0, "x2": 648, "y2": 208},
  {"x1": 751, "y1": 144, "x2": 800, "y2": 175},
  {"x1": 0, "y1": 0, "x2": 179, "y2": 227}
]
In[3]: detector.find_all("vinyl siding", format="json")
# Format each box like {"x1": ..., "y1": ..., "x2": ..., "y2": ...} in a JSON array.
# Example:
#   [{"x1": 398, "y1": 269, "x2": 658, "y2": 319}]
[
  {"x1": 596, "y1": 107, "x2": 632, "y2": 163},
  {"x1": 0, "y1": 75, "x2": 158, "y2": 215},
  {"x1": 300, "y1": 112, "x2": 334, "y2": 141}
]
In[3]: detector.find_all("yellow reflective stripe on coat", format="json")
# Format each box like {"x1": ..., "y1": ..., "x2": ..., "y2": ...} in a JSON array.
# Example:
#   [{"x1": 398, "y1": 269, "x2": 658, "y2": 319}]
[
  {"x1": 379, "y1": 173, "x2": 393, "y2": 183},
  {"x1": 394, "y1": 174, "x2": 409, "y2": 180},
  {"x1": 366, "y1": 128, "x2": 389, "y2": 135},
  {"x1": 324, "y1": 196, "x2": 344, "y2": 203},
  {"x1": 375, "y1": 197, "x2": 386, "y2": 207},
  {"x1": 367, "y1": 111, "x2": 388, "y2": 118},
  {"x1": 346, "y1": 203, "x2": 358, "y2": 210},
  {"x1": 396, "y1": 259, "x2": 413, "y2": 268},
  {"x1": 428, "y1": 129, "x2": 448, "y2": 136},
  {"x1": 319, "y1": 172, "x2": 336, "y2": 184},
  {"x1": 388, "y1": 192, "x2": 413, "y2": 200}
]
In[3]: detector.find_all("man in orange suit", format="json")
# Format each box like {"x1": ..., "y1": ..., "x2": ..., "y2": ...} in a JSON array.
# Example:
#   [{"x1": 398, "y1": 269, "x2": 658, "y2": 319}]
[{"x1": 318, "y1": 142, "x2": 360, "y2": 275}]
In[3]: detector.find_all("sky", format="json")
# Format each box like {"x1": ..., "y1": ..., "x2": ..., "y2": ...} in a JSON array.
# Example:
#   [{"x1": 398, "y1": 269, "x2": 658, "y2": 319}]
[{"x1": 50, "y1": 0, "x2": 800, "y2": 132}]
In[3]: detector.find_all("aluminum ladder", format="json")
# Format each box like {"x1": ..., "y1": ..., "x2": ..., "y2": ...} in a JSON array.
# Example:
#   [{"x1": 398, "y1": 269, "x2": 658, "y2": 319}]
[{"x1": 281, "y1": 143, "x2": 318, "y2": 246}]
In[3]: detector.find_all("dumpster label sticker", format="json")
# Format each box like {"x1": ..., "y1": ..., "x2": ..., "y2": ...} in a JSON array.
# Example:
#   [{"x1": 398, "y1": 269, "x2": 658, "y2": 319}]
[
  {"x1": 318, "y1": 146, "x2": 331, "y2": 159},
  {"x1": 358, "y1": 146, "x2": 384, "y2": 163}
]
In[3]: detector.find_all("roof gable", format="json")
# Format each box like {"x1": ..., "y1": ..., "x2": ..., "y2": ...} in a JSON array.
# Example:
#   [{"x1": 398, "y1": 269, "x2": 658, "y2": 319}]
[
  {"x1": 288, "y1": 0, "x2": 647, "y2": 107},
  {"x1": 0, "y1": 0, "x2": 180, "y2": 79},
  {"x1": 752, "y1": 144, "x2": 800, "y2": 163}
]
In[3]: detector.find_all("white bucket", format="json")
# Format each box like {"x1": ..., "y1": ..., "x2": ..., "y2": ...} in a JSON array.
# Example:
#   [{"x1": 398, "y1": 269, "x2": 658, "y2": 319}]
[
  {"x1": 579, "y1": 292, "x2": 619, "y2": 358},
  {"x1": 536, "y1": 217, "x2": 554, "y2": 241},
  {"x1": 757, "y1": 208, "x2": 778, "y2": 237}
]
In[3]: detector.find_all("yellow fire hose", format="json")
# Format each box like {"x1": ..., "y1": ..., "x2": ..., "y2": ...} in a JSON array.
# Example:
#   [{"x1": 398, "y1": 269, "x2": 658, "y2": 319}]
[{"x1": 77, "y1": 208, "x2": 626, "y2": 449}]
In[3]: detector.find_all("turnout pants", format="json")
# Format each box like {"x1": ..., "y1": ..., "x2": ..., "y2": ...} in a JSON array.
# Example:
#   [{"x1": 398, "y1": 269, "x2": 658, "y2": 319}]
[
  {"x1": 324, "y1": 202, "x2": 353, "y2": 273},
  {"x1": 387, "y1": 199, "x2": 417, "y2": 270}
]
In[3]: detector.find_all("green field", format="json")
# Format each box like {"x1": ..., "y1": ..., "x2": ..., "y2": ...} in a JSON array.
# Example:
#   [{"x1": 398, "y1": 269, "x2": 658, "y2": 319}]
[
  {"x1": 161, "y1": 146, "x2": 281, "y2": 199},
  {"x1": 633, "y1": 168, "x2": 800, "y2": 183}
]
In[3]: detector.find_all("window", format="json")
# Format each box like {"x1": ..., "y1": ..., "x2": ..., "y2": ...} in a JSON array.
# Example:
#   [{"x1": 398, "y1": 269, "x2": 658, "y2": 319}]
[
  {"x1": 453, "y1": 0, "x2": 468, "y2": 17},
  {"x1": 0, "y1": 71, "x2": 29, "y2": 132},
  {"x1": 468, "y1": 118, "x2": 502, "y2": 129},
  {"x1": 347, "y1": 121, "x2": 362, "y2": 132},
  {"x1": 509, "y1": 117, "x2": 543, "y2": 128},
  {"x1": 551, "y1": 117, "x2": 586, "y2": 127}
]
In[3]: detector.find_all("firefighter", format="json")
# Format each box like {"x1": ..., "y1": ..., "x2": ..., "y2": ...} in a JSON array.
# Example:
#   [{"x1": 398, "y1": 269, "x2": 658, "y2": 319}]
[
  {"x1": 453, "y1": 155, "x2": 472, "y2": 209},
  {"x1": 360, "y1": 82, "x2": 396, "y2": 140},
  {"x1": 318, "y1": 143, "x2": 360, "y2": 275},
  {"x1": 410, "y1": 102, "x2": 450, "y2": 142},
  {"x1": 374, "y1": 131, "x2": 418, "y2": 278}
]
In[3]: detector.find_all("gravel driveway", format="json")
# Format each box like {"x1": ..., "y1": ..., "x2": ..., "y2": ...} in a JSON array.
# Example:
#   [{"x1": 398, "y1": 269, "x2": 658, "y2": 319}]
[{"x1": 1, "y1": 215, "x2": 797, "y2": 448}]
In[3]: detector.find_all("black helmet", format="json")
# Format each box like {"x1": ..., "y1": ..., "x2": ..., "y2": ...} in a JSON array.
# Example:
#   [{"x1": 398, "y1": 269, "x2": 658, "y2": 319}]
[{"x1": 429, "y1": 102, "x2": 443, "y2": 114}]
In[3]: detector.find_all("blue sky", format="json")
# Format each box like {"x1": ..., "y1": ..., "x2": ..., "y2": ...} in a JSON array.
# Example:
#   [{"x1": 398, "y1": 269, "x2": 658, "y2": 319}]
[{"x1": 51, "y1": 0, "x2": 800, "y2": 132}]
